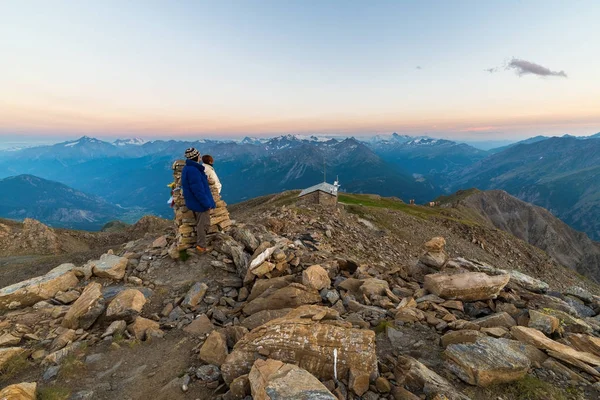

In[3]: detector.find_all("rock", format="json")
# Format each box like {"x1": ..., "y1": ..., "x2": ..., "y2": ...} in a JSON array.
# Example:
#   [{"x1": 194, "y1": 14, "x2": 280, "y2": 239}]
[
  {"x1": 44, "y1": 342, "x2": 83, "y2": 365},
  {"x1": 565, "y1": 334, "x2": 600, "y2": 358},
  {"x1": 231, "y1": 227, "x2": 260, "y2": 253},
  {"x1": 101, "y1": 320, "x2": 127, "y2": 338},
  {"x1": 249, "y1": 358, "x2": 336, "y2": 400},
  {"x1": 0, "y1": 332, "x2": 22, "y2": 347},
  {"x1": 445, "y1": 337, "x2": 530, "y2": 386},
  {"x1": 395, "y1": 356, "x2": 470, "y2": 400},
  {"x1": 441, "y1": 330, "x2": 485, "y2": 348},
  {"x1": 539, "y1": 309, "x2": 592, "y2": 334},
  {"x1": 420, "y1": 252, "x2": 448, "y2": 270},
  {"x1": 213, "y1": 234, "x2": 249, "y2": 277},
  {"x1": 50, "y1": 329, "x2": 76, "y2": 352},
  {"x1": 181, "y1": 282, "x2": 208, "y2": 308},
  {"x1": 221, "y1": 309, "x2": 378, "y2": 385},
  {"x1": 511, "y1": 326, "x2": 600, "y2": 366},
  {"x1": 196, "y1": 364, "x2": 222, "y2": 382},
  {"x1": 0, "y1": 347, "x2": 25, "y2": 370},
  {"x1": 481, "y1": 327, "x2": 508, "y2": 338},
  {"x1": 424, "y1": 237, "x2": 446, "y2": 252},
  {"x1": 302, "y1": 265, "x2": 331, "y2": 291},
  {"x1": 424, "y1": 272, "x2": 510, "y2": 302},
  {"x1": 54, "y1": 290, "x2": 80, "y2": 304},
  {"x1": 360, "y1": 278, "x2": 389, "y2": 298},
  {"x1": 473, "y1": 312, "x2": 516, "y2": 329},
  {"x1": 564, "y1": 286, "x2": 594, "y2": 303},
  {"x1": 507, "y1": 270, "x2": 549, "y2": 293},
  {"x1": 221, "y1": 326, "x2": 250, "y2": 348},
  {"x1": 240, "y1": 309, "x2": 292, "y2": 330},
  {"x1": 391, "y1": 386, "x2": 421, "y2": 400},
  {"x1": 375, "y1": 377, "x2": 392, "y2": 393},
  {"x1": 183, "y1": 314, "x2": 215, "y2": 336},
  {"x1": 247, "y1": 276, "x2": 295, "y2": 302},
  {"x1": 106, "y1": 289, "x2": 146, "y2": 322},
  {"x1": 152, "y1": 235, "x2": 168, "y2": 248},
  {"x1": 251, "y1": 262, "x2": 276, "y2": 278},
  {"x1": 90, "y1": 254, "x2": 128, "y2": 280},
  {"x1": 62, "y1": 282, "x2": 105, "y2": 330},
  {"x1": 349, "y1": 367, "x2": 370, "y2": 396},
  {"x1": 128, "y1": 317, "x2": 160, "y2": 340},
  {"x1": 0, "y1": 263, "x2": 78, "y2": 310},
  {"x1": 522, "y1": 292, "x2": 578, "y2": 316},
  {"x1": 242, "y1": 284, "x2": 321, "y2": 316},
  {"x1": 0, "y1": 382, "x2": 36, "y2": 400},
  {"x1": 200, "y1": 331, "x2": 228, "y2": 366},
  {"x1": 528, "y1": 310, "x2": 559, "y2": 336},
  {"x1": 229, "y1": 374, "x2": 251, "y2": 399},
  {"x1": 564, "y1": 297, "x2": 596, "y2": 318}
]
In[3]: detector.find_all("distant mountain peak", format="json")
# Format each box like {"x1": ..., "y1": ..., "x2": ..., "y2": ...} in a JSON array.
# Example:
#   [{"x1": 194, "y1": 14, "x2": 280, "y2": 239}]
[{"x1": 113, "y1": 138, "x2": 146, "y2": 146}]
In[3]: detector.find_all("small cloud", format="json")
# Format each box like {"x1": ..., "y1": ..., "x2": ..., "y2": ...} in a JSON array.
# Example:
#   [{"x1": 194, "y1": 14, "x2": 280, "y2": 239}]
[
  {"x1": 463, "y1": 126, "x2": 499, "y2": 132},
  {"x1": 506, "y1": 58, "x2": 567, "y2": 78},
  {"x1": 416, "y1": 66, "x2": 422, "y2": 70},
  {"x1": 485, "y1": 67, "x2": 498, "y2": 73}
]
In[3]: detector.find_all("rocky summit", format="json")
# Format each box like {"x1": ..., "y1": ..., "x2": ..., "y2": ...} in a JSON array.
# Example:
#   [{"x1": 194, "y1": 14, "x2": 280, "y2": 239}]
[{"x1": 1, "y1": 191, "x2": 600, "y2": 400}]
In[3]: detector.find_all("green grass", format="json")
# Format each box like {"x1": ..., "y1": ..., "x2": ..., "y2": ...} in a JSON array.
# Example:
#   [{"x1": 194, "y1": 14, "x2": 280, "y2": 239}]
[
  {"x1": 338, "y1": 193, "x2": 480, "y2": 226},
  {"x1": 179, "y1": 249, "x2": 190, "y2": 261},
  {"x1": 464, "y1": 375, "x2": 582, "y2": 400},
  {"x1": 0, "y1": 352, "x2": 29, "y2": 381},
  {"x1": 38, "y1": 386, "x2": 71, "y2": 400}
]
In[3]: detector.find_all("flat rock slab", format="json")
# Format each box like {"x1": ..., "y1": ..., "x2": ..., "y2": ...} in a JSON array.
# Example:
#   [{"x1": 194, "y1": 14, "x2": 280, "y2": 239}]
[
  {"x1": 221, "y1": 315, "x2": 378, "y2": 385},
  {"x1": 242, "y1": 284, "x2": 321, "y2": 316},
  {"x1": 0, "y1": 264, "x2": 78, "y2": 309},
  {"x1": 62, "y1": 282, "x2": 105, "y2": 330},
  {"x1": 424, "y1": 272, "x2": 509, "y2": 302},
  {"x1": 249, "y1": 358, "x2": 336, "y2": 400},
  {"x1": 511, "y1": 326, "x2": 600, "y2": 366},
  {"x1": 106, "y1": 289, "x2": 146, "y2": 322},
  {"x1": 445, "y1": 337, "x2": 530, "y2": 386}
]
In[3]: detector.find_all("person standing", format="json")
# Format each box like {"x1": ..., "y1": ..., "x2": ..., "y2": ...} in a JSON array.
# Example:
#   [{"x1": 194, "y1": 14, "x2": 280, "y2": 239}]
[
  {"x1": 201, "y1": 154, "x2": 222, "y2": 194},
  {"x1": 181, "y1": 147, "x2": 216, "y2": 252}
]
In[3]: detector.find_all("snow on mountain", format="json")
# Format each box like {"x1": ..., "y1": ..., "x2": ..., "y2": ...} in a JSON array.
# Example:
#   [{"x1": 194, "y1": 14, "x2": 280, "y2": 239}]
[{"x1": 113, "y1": 138, "x2": 146, "y2": 146}]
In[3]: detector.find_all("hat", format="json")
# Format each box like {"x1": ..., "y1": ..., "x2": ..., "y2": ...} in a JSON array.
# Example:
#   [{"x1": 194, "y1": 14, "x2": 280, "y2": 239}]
[{"x1": 185, "y1": 147, "x2": 200, "y2": 160}]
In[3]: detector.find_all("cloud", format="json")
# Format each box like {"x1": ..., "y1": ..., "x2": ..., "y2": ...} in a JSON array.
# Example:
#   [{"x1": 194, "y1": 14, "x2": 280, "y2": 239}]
[
  {"x1": 506, "y1": 58, "x2": 567, "y2": 78},
  {"x1": 485, "y1": 67, "x2": 498, "y2": 73},
  {"x1": 416, "y1": 66, "x2": 422, "y2": 70}
]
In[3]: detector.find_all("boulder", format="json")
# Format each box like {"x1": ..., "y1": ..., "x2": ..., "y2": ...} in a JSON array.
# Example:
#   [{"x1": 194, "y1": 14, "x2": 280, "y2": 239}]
[
  {"x1": 0, "y1": 264, "x2": 78, "y2": 309},
  {"x1": 445, "y1": 337, "x2": 530, "y2": 386},
  {"x1": 528, "y1": 310, "x2": 559, "y2": 336},
  {"x1": 200, "y1": 331, "x2": 228, "y2": 366},
  {"x1": 507, "y1": 270, "x2": 549, "y2": 293},
  {"x1": 0, "y1": 332, "x2": 22, "y2": 347},
  {"x1": 221, "y1": 310, "x2": 378, "y2": 385},
  {"x1": 181, "y1": 282, "x2": 208, "y2": 309},
  {"x1": 0, "y1": 347, "x2": 25, "y2": 370},
  {"x1": 240, "y1": 309, "x2": 292, "y2": 330},
  {"x1": 247, "y1": 276, "x2": 295, "y2": 302},
  {"x1": 511, "y1": 326, "x2": 600, "y2": 366},
  {"x1": 231, "y1": 227, "x2": 260, "y2": 253},
  {"x1": 101, "y1": 320, "x2": 127, "y2": 338},
  {"x1": 564, "y1": 286, "x2": 594, "y2": 303},
  {"x1": 213, "y1": 234, "x2": 249, "y2": 276},
  {"x1": 565, "y1": 334, "x2": 600, "y2": 358},
  {"x1": 539, "y1": 309, "x2": 592, "y2": 334},
  {"x1": 473, "y1": 312, "x2": 516, "y2": 329},
  {"x1": 420, "y1": 252, "x2": 448, "y2": 270},
  {"x1": 242, "y1": 284, "x2": 321, "y2": 316},
  {"x1": 62, "y1": 282, "x2": 105, "y2": 330},
  {"x1": 91, "y1": 254, "x2": 128, "y2": 280},
  {"x1": 302, "y1": 265, "x2": 331, "y2": 291},
  {"x1": 521, "y1": 292, "x2": 578, "y2": 316},
  {"x1": 441, "y1": 330, "x2": 485, "y2": 348},
  {"x1": 54, "y1": 290, "x2": 80, "y2": 304},
  {"x1": 349, "y1": 367, "x2": 370, "y2": 396},
  {"x1": 360, "y1": 278, "x2": 389, "y2": 298},
  {"x1": 128, "y1": 317, "x2": 160, "y2": 340},
  {"x1": 395, "y1": 356, "x2": 470, "y2": 400},
  {"x1": 424, "y1": 272, "x2": 509, "y2": 302},
  {"x1": 424, "y1": 237, "x2": 446, "y2": 252},
  {"x1": 251, "y1": 262, "x2": 276, "y2": 278},
  {"x1": 249, "y1": 359, "x2": 336, "y2": 400},
  {"x1": 152, "y1": 235, "x2": 168, "y2": 248},
  {"x1": 0, "y1": 382, "x2": 36, "y2": 400},
  {"x1": 183, "y1": 314, "x2": 215, "y2": 336},
  {"x1": 106, "y1": 289, "x2": 146, "y2": 322}
]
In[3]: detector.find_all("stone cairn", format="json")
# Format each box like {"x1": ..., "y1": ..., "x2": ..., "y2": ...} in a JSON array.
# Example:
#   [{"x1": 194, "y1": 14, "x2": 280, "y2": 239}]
[{"x1": 172, "y1": 160, "x2": 232, "y2": 251}]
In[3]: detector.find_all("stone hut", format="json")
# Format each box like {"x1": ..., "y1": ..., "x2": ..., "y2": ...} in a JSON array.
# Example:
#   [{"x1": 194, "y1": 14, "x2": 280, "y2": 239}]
[
  {"x1": 298, "y1": 182, "x2": 339, "y2": 207},
  {"x1": 172, "y1": 160, "x2": 232, "y2": 251}
]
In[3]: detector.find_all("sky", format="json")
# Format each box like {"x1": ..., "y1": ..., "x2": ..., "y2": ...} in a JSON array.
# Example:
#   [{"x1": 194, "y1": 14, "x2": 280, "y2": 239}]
[{"x1": 1, "y1": 0, "x2": 599, "y2": 142}]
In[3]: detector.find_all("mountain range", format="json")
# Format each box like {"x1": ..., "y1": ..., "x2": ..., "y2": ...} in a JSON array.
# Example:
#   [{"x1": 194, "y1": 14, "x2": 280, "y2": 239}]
[{"x1": 0, "y1": 132, "x2": 599, "y2": 241}]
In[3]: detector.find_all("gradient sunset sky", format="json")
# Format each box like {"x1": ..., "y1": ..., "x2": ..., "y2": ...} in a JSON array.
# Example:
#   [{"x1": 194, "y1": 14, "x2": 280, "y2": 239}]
[{"x1": 1, "y1": 0, "x2": 599, "y2": 141}]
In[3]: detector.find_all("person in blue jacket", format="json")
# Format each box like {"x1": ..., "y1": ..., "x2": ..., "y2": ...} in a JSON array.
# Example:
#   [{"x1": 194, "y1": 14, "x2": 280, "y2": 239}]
[{"x1": 181, "y1": 147, "x2": 216, "y2": 252}]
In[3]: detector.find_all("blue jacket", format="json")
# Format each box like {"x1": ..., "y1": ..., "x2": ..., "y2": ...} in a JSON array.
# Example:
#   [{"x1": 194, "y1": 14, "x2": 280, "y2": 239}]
[{"x1": 181, "y1": 159, "x2": 216, "y2": 212}]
